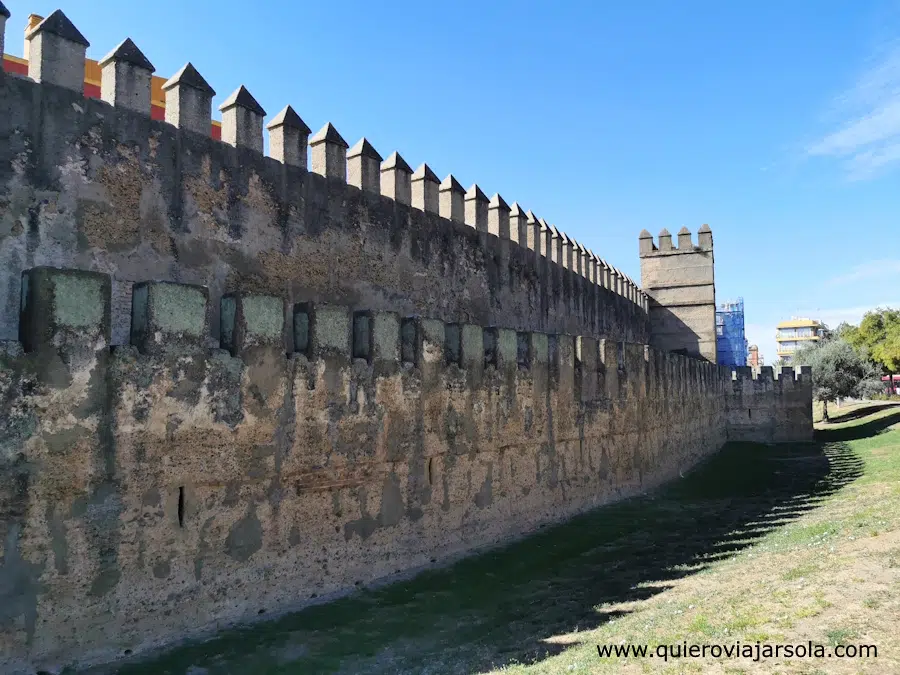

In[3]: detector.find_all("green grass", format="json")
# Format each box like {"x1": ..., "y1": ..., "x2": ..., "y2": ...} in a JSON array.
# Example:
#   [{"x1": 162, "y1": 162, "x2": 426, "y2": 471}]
[{"x1": 105, "y1": 405, "x2": 900, "y2": 675}]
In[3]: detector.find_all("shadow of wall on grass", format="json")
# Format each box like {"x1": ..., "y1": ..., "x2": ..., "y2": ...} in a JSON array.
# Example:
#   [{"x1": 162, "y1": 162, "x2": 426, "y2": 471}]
[
  {"x1": 822, "y1": 401, "x2": 900, "y2": 431},
  {"x1": 816, "y1": 406, "x2": 900, "y2": 443}
]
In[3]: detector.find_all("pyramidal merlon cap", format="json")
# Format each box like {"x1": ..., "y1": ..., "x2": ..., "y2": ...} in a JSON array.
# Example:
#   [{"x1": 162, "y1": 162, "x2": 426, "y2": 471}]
[
  {"x1": 383, "y1": 151, "x2": 412, "y2": 172},
  {"x1": 266, "y1": 105, "x2": 311, "y2": 134},
  {"x1": 440, "y1": 174, "x2": 463, "y2": 192},
  {"x1": 32, "y1": 9, "x2": 90, "y2": 46},
  {"x1": 348, "y1": 137, "x2": 382, "y2": 160},
  {"x1": 98, "y1": 38, "x2": 155, "y2": 72},
  {"x1": 0, "y1": 1, "x2": 11, "y2": 19},
  {"x1": 310, "y1": 122, "x2": 349, "y2": 148},
  {"x1": 219, "y1": 85, "x2": 266, "y2": 115},
  {"x1": 412, "y1": 163, "x2": 438, "y2": 181},
  {"x1": 465, "y1": 184, "x2": 487, "y2": 201},
  {"x1": 489, "y1": 193, "x2": 509, "y2": 210},
  {"x1": 162, "y1": 62, "x2": 215, "y2": 95}
]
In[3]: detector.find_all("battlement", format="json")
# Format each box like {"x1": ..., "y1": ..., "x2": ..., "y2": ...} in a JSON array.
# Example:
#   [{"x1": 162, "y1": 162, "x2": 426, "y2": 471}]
[
  {"x1": 727, "y1": 366, "x2": 814, "y2": 443},
  {"x1": 730, "y1": 365, "x2": 813, "y2": 385},
  {"x1": 0, "y1": 8, "x2": 649, "y2": 354},
  {"x1": 638, "y1": 224, "x2": 713, "y2": 258}
]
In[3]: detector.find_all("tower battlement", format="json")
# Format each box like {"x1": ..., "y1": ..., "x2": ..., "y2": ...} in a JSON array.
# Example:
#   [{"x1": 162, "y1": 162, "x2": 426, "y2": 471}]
[{"x1": 638, "y1": 226, "x2": 717, "y2": 363}]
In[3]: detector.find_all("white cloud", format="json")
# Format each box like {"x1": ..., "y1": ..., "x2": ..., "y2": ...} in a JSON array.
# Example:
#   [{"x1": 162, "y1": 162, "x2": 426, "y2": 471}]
[{"x1": 807, "y1": 39, "x2": 900, "y2": 178}]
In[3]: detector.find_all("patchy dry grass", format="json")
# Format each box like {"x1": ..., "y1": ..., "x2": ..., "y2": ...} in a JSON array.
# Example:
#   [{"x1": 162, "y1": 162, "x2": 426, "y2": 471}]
[{"x1": 112, "y1": 405, "x2": 900, "y2": 675}]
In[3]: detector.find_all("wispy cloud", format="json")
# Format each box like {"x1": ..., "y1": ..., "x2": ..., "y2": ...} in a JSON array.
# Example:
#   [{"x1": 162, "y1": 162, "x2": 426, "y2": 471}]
[
  {"x1": 807, "y1": 39, "x2": 900, "y2": 179},
  {"x1": 824, "y1": 259, "x2": 900, "y2": 286}
]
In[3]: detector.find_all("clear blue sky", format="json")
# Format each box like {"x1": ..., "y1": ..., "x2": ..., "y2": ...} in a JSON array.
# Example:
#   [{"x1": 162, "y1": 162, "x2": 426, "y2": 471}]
[{"x1": 6, "y1": 0, "x2": 900, "y2": 361}]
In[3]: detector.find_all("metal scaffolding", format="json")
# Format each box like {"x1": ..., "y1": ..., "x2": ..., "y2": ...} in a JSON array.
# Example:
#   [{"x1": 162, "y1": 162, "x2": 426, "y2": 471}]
[{"x1": 716, "y1": 298, "x2": 747, "y2": 367}]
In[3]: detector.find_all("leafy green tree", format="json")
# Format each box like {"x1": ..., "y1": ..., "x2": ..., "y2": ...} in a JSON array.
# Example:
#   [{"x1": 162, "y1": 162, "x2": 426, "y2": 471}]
[
  {"x1": 844, "y1": 308, "x2": 900, "y2": 373},
  {"x1": 794, "y1": 339, "x2": 883, "y2": 421},
  {"x1": 834, "y1": 321, "x2": 859, "y2": 342}
]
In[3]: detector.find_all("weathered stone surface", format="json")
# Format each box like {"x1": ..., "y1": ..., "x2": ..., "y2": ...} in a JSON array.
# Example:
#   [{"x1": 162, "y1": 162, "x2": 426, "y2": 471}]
[
  {"x1": 0, "y1": 64, "x2": 813, "y2": 675},
  {"x1": 131, "y1": 281, "x2": 208, "y2": 355},
  {"x1": 219, "y1": 86, "x2": 267, "y2": 153},
  {"x1": 99, "y1": 38, "x2": 155, "y2": 114},
  {"x1": 162, "y1": 62, "x2": 215, "y2": 135},
  {"x1": 266, "y1": 105, "x2": 311, "y2": 168},
  {"x1": 26, "y1": 10, "x2": 89, "y2": 92},
  {"x1": 220, "y1": 293, "x2": 285, "y2": 356}
]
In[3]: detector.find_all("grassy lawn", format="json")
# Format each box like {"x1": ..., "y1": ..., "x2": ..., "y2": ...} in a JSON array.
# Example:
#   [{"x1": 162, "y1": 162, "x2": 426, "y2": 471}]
[{"x1": 112, "y1": 405, "x2": 900, "y2": 675}]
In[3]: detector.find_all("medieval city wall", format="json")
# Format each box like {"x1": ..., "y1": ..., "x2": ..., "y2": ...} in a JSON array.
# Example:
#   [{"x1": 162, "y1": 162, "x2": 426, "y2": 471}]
[
  {"x1": 0, "y1": 71, "x2": 649, "y2": 351},
  {"x1": 1, "y1": 267, "x2": 730, "y2": 671},
  {"x1": 726, "y1": 366, "x2": 814, "y2": 443},
  {"x1": 0, "y1": 9, "x2": 813, "y2": 673}
]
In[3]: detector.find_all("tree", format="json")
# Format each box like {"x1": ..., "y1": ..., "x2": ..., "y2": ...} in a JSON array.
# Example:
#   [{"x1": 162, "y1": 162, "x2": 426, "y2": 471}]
[
  {"x1": 843, "y1": 308, "x2": 900, "y2": 374},
  {"x1": 793, "y1": 339, "x2": 883, "y2": 422},
  {"x1": 834, "y1": 321, "x2": 858, "y2": 342}
]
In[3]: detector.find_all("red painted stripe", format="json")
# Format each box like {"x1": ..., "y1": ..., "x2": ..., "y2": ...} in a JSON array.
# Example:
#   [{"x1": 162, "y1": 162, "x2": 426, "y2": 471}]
[
  {"x1": 3, "y1": 60, "x2": 223, "y2": 141},
  {"x1": 2, "y1": 58, "x2": 28, "y2": 76}
]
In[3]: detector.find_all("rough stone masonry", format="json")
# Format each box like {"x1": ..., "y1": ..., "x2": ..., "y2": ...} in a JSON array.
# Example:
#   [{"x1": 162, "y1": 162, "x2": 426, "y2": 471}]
[{"x1": 0, "y1": 8, "x2": 814, "y2": 673}]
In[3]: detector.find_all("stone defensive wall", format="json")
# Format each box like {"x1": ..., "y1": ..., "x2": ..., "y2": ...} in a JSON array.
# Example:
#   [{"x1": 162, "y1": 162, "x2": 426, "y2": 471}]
[
  {"x1": 727, "y1": 366, "x2": 814, "y2": 444},
  {"x1": 0, "y1": 8, "x2": 814, "y2": 673},
  {"x1": 1, "y1": 266, "x2": 730, "y2": 671},
  {"x1": 0, "y1": 8, "x2": 649, "y2": 353}
]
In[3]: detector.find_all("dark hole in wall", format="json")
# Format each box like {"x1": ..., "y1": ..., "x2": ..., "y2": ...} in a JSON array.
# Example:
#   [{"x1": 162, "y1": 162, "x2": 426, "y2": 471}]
[
  {"x1": 177, "y1": 487, "x2": 185, "y2": 527},
  {"x1": 548, "y1": 335, "x2": 559, "y2": 381},
  {"x1": 427, "y1": 457, "x2": 434, "y2": 486},
  {"x1": 130, "y1": 283, "x2": 149, "y2": 349},
  {"x1": 483, "y1": 328, "x2": 498, "y2": 368},
  {"x1": 293, "y1": 303, "x2": 311, "y2": 356},
  {"x1": 352, "y1": 312, "x2": 372, "y2": 361},
  {"x1": 516, "y1": 332, "x2": 530, "y2": 370},
  {"x1": 444, "y1": 324, "x2": 461, "y2": 366},
  {"x1": 616, "y1": 341, "x2": 626, "y2": 372},
  {"x1": 748, "y1": 408, "x2": 752, "y2": 420},
  {"x1": 400, "y1": 317, "x2": 418, "y2": 366},
  {"x1": 220, "y1": 296, "x2": 237, "y2": 355}
]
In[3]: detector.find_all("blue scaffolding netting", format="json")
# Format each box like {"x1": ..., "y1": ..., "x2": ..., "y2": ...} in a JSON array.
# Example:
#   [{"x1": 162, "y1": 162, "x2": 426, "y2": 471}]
[{"x1": 716, "y1": 298, "x2": 747, "y2": 367}]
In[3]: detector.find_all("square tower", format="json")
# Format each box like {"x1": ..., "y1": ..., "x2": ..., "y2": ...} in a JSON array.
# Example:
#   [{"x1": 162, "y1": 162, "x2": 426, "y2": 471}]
[{"x1": 638, "y1": 225, "x2": 716, "y2": 363}]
